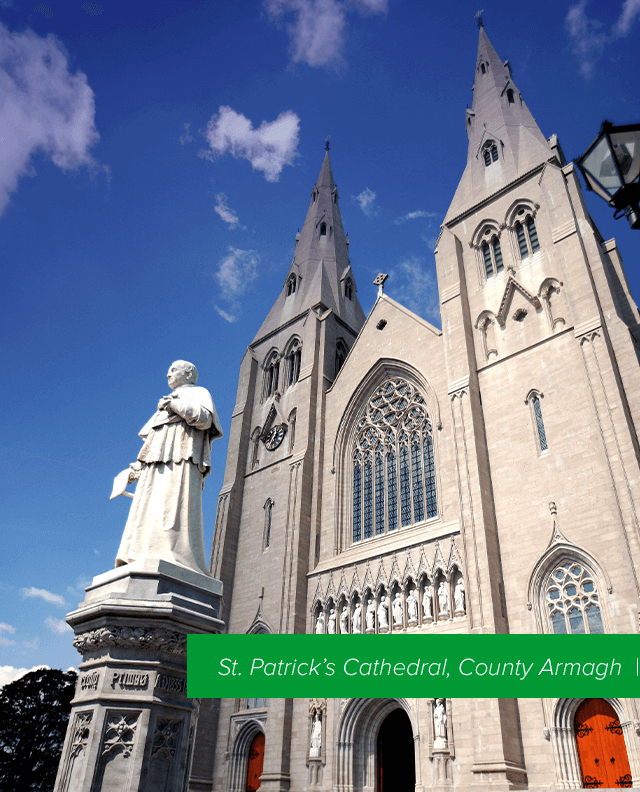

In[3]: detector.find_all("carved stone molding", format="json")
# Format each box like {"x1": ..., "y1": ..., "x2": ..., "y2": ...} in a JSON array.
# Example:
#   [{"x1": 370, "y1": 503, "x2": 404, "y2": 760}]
[
  {"x1": 101, "y1": 712, "x2": 139, "y2": 758},
  {"x1": 69, "y1": 712, "x2": 92, "y2": 759},
  {"x1": 151, "y1": 718, "x2": 182, "y2": 761},
  {"x1": 73, "y1": 625, "x2": 187, "y2": 656}
]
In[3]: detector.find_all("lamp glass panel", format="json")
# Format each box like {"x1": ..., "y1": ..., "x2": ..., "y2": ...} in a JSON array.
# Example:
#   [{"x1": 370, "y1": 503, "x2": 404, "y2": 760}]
[
  {"x1": 582, "y1": 136, "x2": 622, "y2": 199},
  {"x1": 609, "y1": 130, "x2": 640, "y2": 185}
]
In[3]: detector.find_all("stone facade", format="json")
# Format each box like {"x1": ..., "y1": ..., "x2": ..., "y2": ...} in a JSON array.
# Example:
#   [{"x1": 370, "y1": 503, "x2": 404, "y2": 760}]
[{"x1": 190, "y1": 27, "x2": 640, "y2": 792}]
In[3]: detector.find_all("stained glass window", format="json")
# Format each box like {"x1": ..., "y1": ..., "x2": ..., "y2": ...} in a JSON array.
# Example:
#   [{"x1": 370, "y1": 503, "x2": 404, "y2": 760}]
[
  {"x1": 375, "y1": 454, "x2": 385, "y2": 535},
  {"x1": 352, "y1": 378, "x2": 437, "y2": 542},
  {"x1": 546, "y1": 562, "x2": 604, "y2": 634},
  {"x1": 531, "y1": 395, "x2": 548, "y2": 451}
]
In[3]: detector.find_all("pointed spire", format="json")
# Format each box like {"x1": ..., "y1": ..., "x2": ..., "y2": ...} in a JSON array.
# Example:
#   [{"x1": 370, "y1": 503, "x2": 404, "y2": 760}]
[
  {"x1": 445, "y1": 26, "x2": 554, "y2": 220},
  {"x1": 253, "y1": 148, "x2": 366, "y2": 343}
]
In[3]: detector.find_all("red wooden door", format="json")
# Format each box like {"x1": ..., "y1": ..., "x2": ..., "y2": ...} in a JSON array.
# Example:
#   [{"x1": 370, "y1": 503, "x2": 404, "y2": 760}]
[
  {"x1": 575, "y1": 699, "x2": 632, "y2": 788},
  {"x1": 246, "y1": 733, "x2": 265, "y2": 792}
]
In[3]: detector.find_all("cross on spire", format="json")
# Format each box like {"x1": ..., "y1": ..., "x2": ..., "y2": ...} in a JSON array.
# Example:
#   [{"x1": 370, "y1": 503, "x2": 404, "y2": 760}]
[
  {"x1": 325, "y1": 135, "x2": 331, "y2": 151},
  {"x1": 475, "y1": 9, "x2": 484, "y2": 27}
]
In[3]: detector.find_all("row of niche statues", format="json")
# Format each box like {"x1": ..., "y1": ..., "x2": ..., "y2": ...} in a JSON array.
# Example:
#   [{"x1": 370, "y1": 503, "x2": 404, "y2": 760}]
[
  {"x1": 308, "y1": 702, "x2": 449, "y2": 759},
  {"x1": 314, "y1": 576, "x2": 466, "y2": 634}
]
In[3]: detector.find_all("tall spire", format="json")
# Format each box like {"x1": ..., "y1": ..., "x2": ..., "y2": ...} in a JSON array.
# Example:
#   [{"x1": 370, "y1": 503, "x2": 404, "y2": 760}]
[
  {"x1": 253, "y1": 149, "x2": 365, "y2": 343},
  {"x1": 445, "y1": 26, "x2": 554, "y2": 220}
]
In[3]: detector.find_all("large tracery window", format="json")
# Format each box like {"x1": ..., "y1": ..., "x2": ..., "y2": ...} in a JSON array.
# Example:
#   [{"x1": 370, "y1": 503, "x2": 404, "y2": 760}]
[
  {"x1": 546, "y1": 562, "x2": 604, "y2": 635},
  {"x1": 352, "y1": 378, "x2": 437, "y2": 543}
]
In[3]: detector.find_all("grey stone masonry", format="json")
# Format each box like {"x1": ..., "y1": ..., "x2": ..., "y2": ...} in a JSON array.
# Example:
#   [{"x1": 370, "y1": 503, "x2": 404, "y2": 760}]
[{"x1": 54, "y1": 558, "x2": 223, "y2": 792}]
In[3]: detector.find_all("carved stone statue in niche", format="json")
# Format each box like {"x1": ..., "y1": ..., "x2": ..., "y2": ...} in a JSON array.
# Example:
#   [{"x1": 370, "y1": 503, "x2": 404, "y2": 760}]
[
  {"x1": 392, "y1": 592, "x2": 403, "y2": 626},
  {"x1": 315, "y1": 611, "x2": 325, "y2": 634},
  {"x1": 407, "y1": 590, "x2": 418, "y2": 622},
  {"x1": 327, "y1": 608, "x2": 336, "y2": 634},
  {"x1": 438, "y1": 581, "x2": 450, "y2": 618},
  {"x1": 377, "y1": 596, "x2": 389, "y2": 629},
  {"x1": 454, "y1": 579, "x2": 466, "y2": 614},
  {"x1": 340, "y1": 606, "x2": 348, "y2": 634},
  {"x1": 310, "y1": 712, "x2": 322, "y2": 757},
  {"x1": 366, "y1": 598, "x2": 375, "y2": 631},
  {"x1": 433, "y1": 698, "x2": 448, "y2": 751},
  {"x1": 352, "y1": 602, "x2": 362, "y2": 634},
  {"x1": 422, "y1": 585, "x2": 433, "y2": 621}
]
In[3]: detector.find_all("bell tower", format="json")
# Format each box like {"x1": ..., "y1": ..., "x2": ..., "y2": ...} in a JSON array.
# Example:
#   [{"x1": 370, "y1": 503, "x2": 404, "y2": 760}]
[{"x1": 210, "y1": 146, "x2": 366, "y2": 635}]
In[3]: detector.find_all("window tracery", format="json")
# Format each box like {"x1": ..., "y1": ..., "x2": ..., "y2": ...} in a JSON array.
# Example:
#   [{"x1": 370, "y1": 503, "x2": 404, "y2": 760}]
[
  {"x1": 513, "y1": 206, "x2": 540, "y2": 259},
  {"x1": 352, "y1": 378, "x2": 437, "y2": 543},
  {"x1": 545, "y1": 562, "x2": 604, "y2": 634},
  {"x1": 285, "y1": 338, "x2": 302, "y2": 387}
]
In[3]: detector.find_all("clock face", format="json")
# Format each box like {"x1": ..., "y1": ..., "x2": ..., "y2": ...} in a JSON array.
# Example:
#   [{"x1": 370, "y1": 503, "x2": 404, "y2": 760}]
[{"x1": 264, "y1": 424, "x2": 286, "y2": 451}]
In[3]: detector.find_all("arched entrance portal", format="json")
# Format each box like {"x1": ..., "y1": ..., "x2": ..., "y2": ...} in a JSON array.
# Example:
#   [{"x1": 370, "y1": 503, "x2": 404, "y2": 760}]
[
  {"x1": 575, "y1": 699, "x2": 632, "y2": 788},
  {"x1": 377, "y1": 708, "x2": 415, "y2": 792},
  {"x1": 245, "y1": 732, "x2": 265, "y2": 792}
]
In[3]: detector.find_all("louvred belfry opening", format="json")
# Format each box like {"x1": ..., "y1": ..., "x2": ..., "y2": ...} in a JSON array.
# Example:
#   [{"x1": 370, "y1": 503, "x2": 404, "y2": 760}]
[{"x1": 575, "y1": 700, "x2": 632, "y2": 788}]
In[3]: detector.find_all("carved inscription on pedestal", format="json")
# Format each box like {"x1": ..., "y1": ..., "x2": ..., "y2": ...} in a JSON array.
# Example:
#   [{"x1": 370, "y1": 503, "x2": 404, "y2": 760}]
[
  {"x1": 155, "y1": 673, "x2": 188, "y2": 694},
  {"x1": 111, "y1": 671, "x2": 149, "y2": 690},
  {"x1": 79, "y1": 671, "x2": 100, "y2": 691}
]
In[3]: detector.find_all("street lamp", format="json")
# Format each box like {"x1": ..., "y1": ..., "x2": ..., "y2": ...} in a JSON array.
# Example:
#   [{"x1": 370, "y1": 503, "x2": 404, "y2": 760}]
[{"x1": 575, "y1": 121, "x2": 640, "y2": 230}]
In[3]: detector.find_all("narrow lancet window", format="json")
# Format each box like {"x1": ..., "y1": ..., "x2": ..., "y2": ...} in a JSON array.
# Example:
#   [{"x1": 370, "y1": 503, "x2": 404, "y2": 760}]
[
  {"x1": 532, "y1": 394, "x2": 548, "y2": 451},
  {"x1": 482, "y1": 242, "x2": 493, "y2": 277},
  {"x1": 363, "y1": 459, "x2": 373, "y2": 539},
  {"x1": 387, "y1": 451, "x2": 397, "y2": 531},
  {"x1": 375, "y1": 453, "x2": 384, "y2": 535},
  {"x1": 353, "y1": 456, "x2": 362, "y2": 543}
]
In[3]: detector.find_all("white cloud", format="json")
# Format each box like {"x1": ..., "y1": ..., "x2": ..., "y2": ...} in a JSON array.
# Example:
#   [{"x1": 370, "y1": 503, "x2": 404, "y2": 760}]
[
  {"x1": 566, "y1": 0, "x2": 640, "y2": 79},
  {"x1": 204, "y1": 106, "x2": 299, "y2": 182},
  {"x1": 213, "y1": 247, "x2": 261, "y2": 322},
  {"x1": 214, "y1": 193, "x2": 244, "y2": 229},
  {"x1": 387, "y1": 256, "x2": 440, "y2": 324},
  {"x1": 0, "y1": 22, "x2": 100, "y2": 217},
  {"x1": 0, "y1": 665, "x2": 49, "y2": 689},
  {"x1": 0, "y1": 636, "x2": 16, "y2": 647},
  {"x1": 394, "y1": 210, "x2": 438, "y2": 225},
  {"x1": 22, "y1": 586, "x2": 66, "y2": 606},
  {"x1": 45, "y1": 616, "x2": 72, "y2": 635},
  {"x1": 179, "y1": 122, "x2": 194, "y2": 145},
  {"x1": 22, "y1": 637, "x2": 39, "y2": 651},
  {"x1": 265, "y1": 0, "x2": 387, "y2": 68},
  {"x1": 353, "y1": 187, "x2": 379, "y2": 216},
  {"x1": 0, "y1": 622, "x2": 15, "y2": 634}
]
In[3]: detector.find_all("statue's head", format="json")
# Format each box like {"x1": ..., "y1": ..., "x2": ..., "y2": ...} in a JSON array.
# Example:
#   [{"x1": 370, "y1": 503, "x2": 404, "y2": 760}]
[{"x1": 167, "y1": 360, "x2": 198, "y2": 389}]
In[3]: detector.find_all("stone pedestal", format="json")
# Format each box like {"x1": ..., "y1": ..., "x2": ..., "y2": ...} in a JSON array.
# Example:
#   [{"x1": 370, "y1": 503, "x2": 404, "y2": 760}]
[{"x1": 53, "y1": 558, "x2": 224, "y2": 792}]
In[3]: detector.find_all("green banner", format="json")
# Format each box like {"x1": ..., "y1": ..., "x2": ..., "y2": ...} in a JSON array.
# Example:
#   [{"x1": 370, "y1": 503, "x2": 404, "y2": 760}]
[{"x1": 188, "y1": 634, "x2": 640, "y2": 698}]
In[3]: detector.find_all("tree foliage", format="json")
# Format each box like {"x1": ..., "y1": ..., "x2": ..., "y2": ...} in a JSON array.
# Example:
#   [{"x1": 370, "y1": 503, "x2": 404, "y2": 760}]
[{"x1": 0, "y1": 667, "x2": 77, "y2": 791}]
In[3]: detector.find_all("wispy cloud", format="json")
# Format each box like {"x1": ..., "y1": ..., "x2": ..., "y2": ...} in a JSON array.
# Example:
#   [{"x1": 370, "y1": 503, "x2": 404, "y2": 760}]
[
  {"x1": 214, "y1": 193, "x2": 245, "y2": 229},
  {"x1": 204, "y1": 106, "x2": 299, "y2": 182},
  {"x1": 179, "y1": 122, "x2": 194, "y2": 145},
  {"x1": 0, "y1": 624, "x2": 15, "y2": 644},
  {"x1": 22, "y1": 587, "x2": 66, "y2": 607},
  {"x1": 0, "y1": 22, "x2": 101, "y2": 217},
  {"x1": 394, "y1": 210, "x2": 438, "y2": 225},
  {"x1": 353, "y1": 187, "x2": 379, "y2": 216},
  {"x1": 566, "y1": 0, "x2": 640, "y2": 79},
  {"x1": 0, "y1": 622, "x2": 15, "y2": 634},
  {"x1": 213, "y1": 247, "x2": 261, "y2": 322},
  {"x1": 22, "y1": 637, "x2": 39, "y2": 651},
  {"x1": 45, "y1": 616, "x2": 72, "y2": 635},
  {"x1": 265, "y1": 0, "x2": 388, "y2": 69},
  {"x1": 387, "y1": 256, "x2": 440, "y2": 324}
]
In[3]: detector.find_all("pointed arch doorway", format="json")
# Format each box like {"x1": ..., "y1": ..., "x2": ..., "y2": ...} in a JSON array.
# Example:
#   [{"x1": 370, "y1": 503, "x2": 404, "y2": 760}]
[
  {"x1": 377, "y1": 708, "x2": 415, "y2": 792},
  {"x1": 575, "y1": 699, "x2": 632, "y2": 788},
  {"x1": 246, "y1": 732, "x2": 265, "y2": 792}
]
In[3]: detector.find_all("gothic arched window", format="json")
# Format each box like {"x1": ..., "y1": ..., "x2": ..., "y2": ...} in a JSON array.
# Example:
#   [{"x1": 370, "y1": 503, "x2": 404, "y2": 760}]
[
  {"x1": 481, "y1": 237, "x2": 503, "y2": 278},
  {"x1": 320, "y1": 223, "x2": 327, "y2": 238},
  {"x1": 286, "y1": 274, "x2": 296, "y2": 297},
  {"x1": 545, "y1": 561, "x2": 604, "y2": 634},
  {"x1": 525, "y1": 389, "x2": 548, "y2": 453},
  {"x1": 344, "y1": 278, "x2": 353, "y2": 301},
  {"x1": 285, "y1": 338, "x2": 302, "y2": 387},
  {"x1": 264, "y1": 499, "x2": 273, "y2": 549},
  {"x1": 352, "y1": 378, "x2": 437, "y2": 543},
  {"x1": 263, "y1": 353, "x2": 280, "y2": 400},
  {"x1": 483, "y1": 141, "x2": 498, "y2": 167},
  {"x1": 506, "y1": 89, "x2": 515, "y2": 104},
  {"x1": 514, "y1": 207, "x2": 540, "y2": 259},
  {"x1": 336, "y1": 339, "x2": 347, "y2": 376}
]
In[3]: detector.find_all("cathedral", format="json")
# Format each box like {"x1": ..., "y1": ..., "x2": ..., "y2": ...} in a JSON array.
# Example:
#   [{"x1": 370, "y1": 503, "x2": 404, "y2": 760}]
[{"x1": 191, "y1": 23, "x2": 640, "y2": 792}]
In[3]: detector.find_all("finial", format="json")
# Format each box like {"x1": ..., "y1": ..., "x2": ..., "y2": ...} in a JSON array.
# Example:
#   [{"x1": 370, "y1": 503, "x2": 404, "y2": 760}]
[
  {"x1": 373, "y1": 273, "x2": 388, "y2": 296},
  {"x1": 475, "y1": 9, "x2": 484, "y2": 27},
  {"x1": 325, "y1": 135, "x2": 331, "y2": 151}
]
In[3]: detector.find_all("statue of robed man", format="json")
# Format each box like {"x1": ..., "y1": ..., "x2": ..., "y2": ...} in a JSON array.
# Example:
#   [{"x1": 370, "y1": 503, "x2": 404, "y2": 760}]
[{"x1": 111, "y1": 360, "x2": 223, "y2": 575}]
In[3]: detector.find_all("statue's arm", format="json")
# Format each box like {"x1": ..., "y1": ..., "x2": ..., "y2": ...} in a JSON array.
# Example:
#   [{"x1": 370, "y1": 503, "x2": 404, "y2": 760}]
[{"x1": 168, "y1": 393, "x2": 212, "y2": 430}]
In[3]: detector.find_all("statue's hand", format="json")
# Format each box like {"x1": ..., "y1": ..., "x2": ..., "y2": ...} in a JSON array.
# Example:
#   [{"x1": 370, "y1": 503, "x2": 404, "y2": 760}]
[{"x1": 157, "y1": 396, "x2": 173, "y2": 413}]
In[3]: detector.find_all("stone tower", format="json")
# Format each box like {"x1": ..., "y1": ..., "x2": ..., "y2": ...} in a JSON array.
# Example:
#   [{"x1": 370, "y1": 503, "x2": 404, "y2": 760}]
[{"x1": 190, "y1": 150, "x2": 366, "y2": 792}]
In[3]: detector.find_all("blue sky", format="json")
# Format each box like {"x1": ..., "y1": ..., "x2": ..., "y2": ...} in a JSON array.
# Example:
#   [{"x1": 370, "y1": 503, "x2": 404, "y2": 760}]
[{"x1": 1, "y1": 0, "x2": 639, "y2": 684}]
